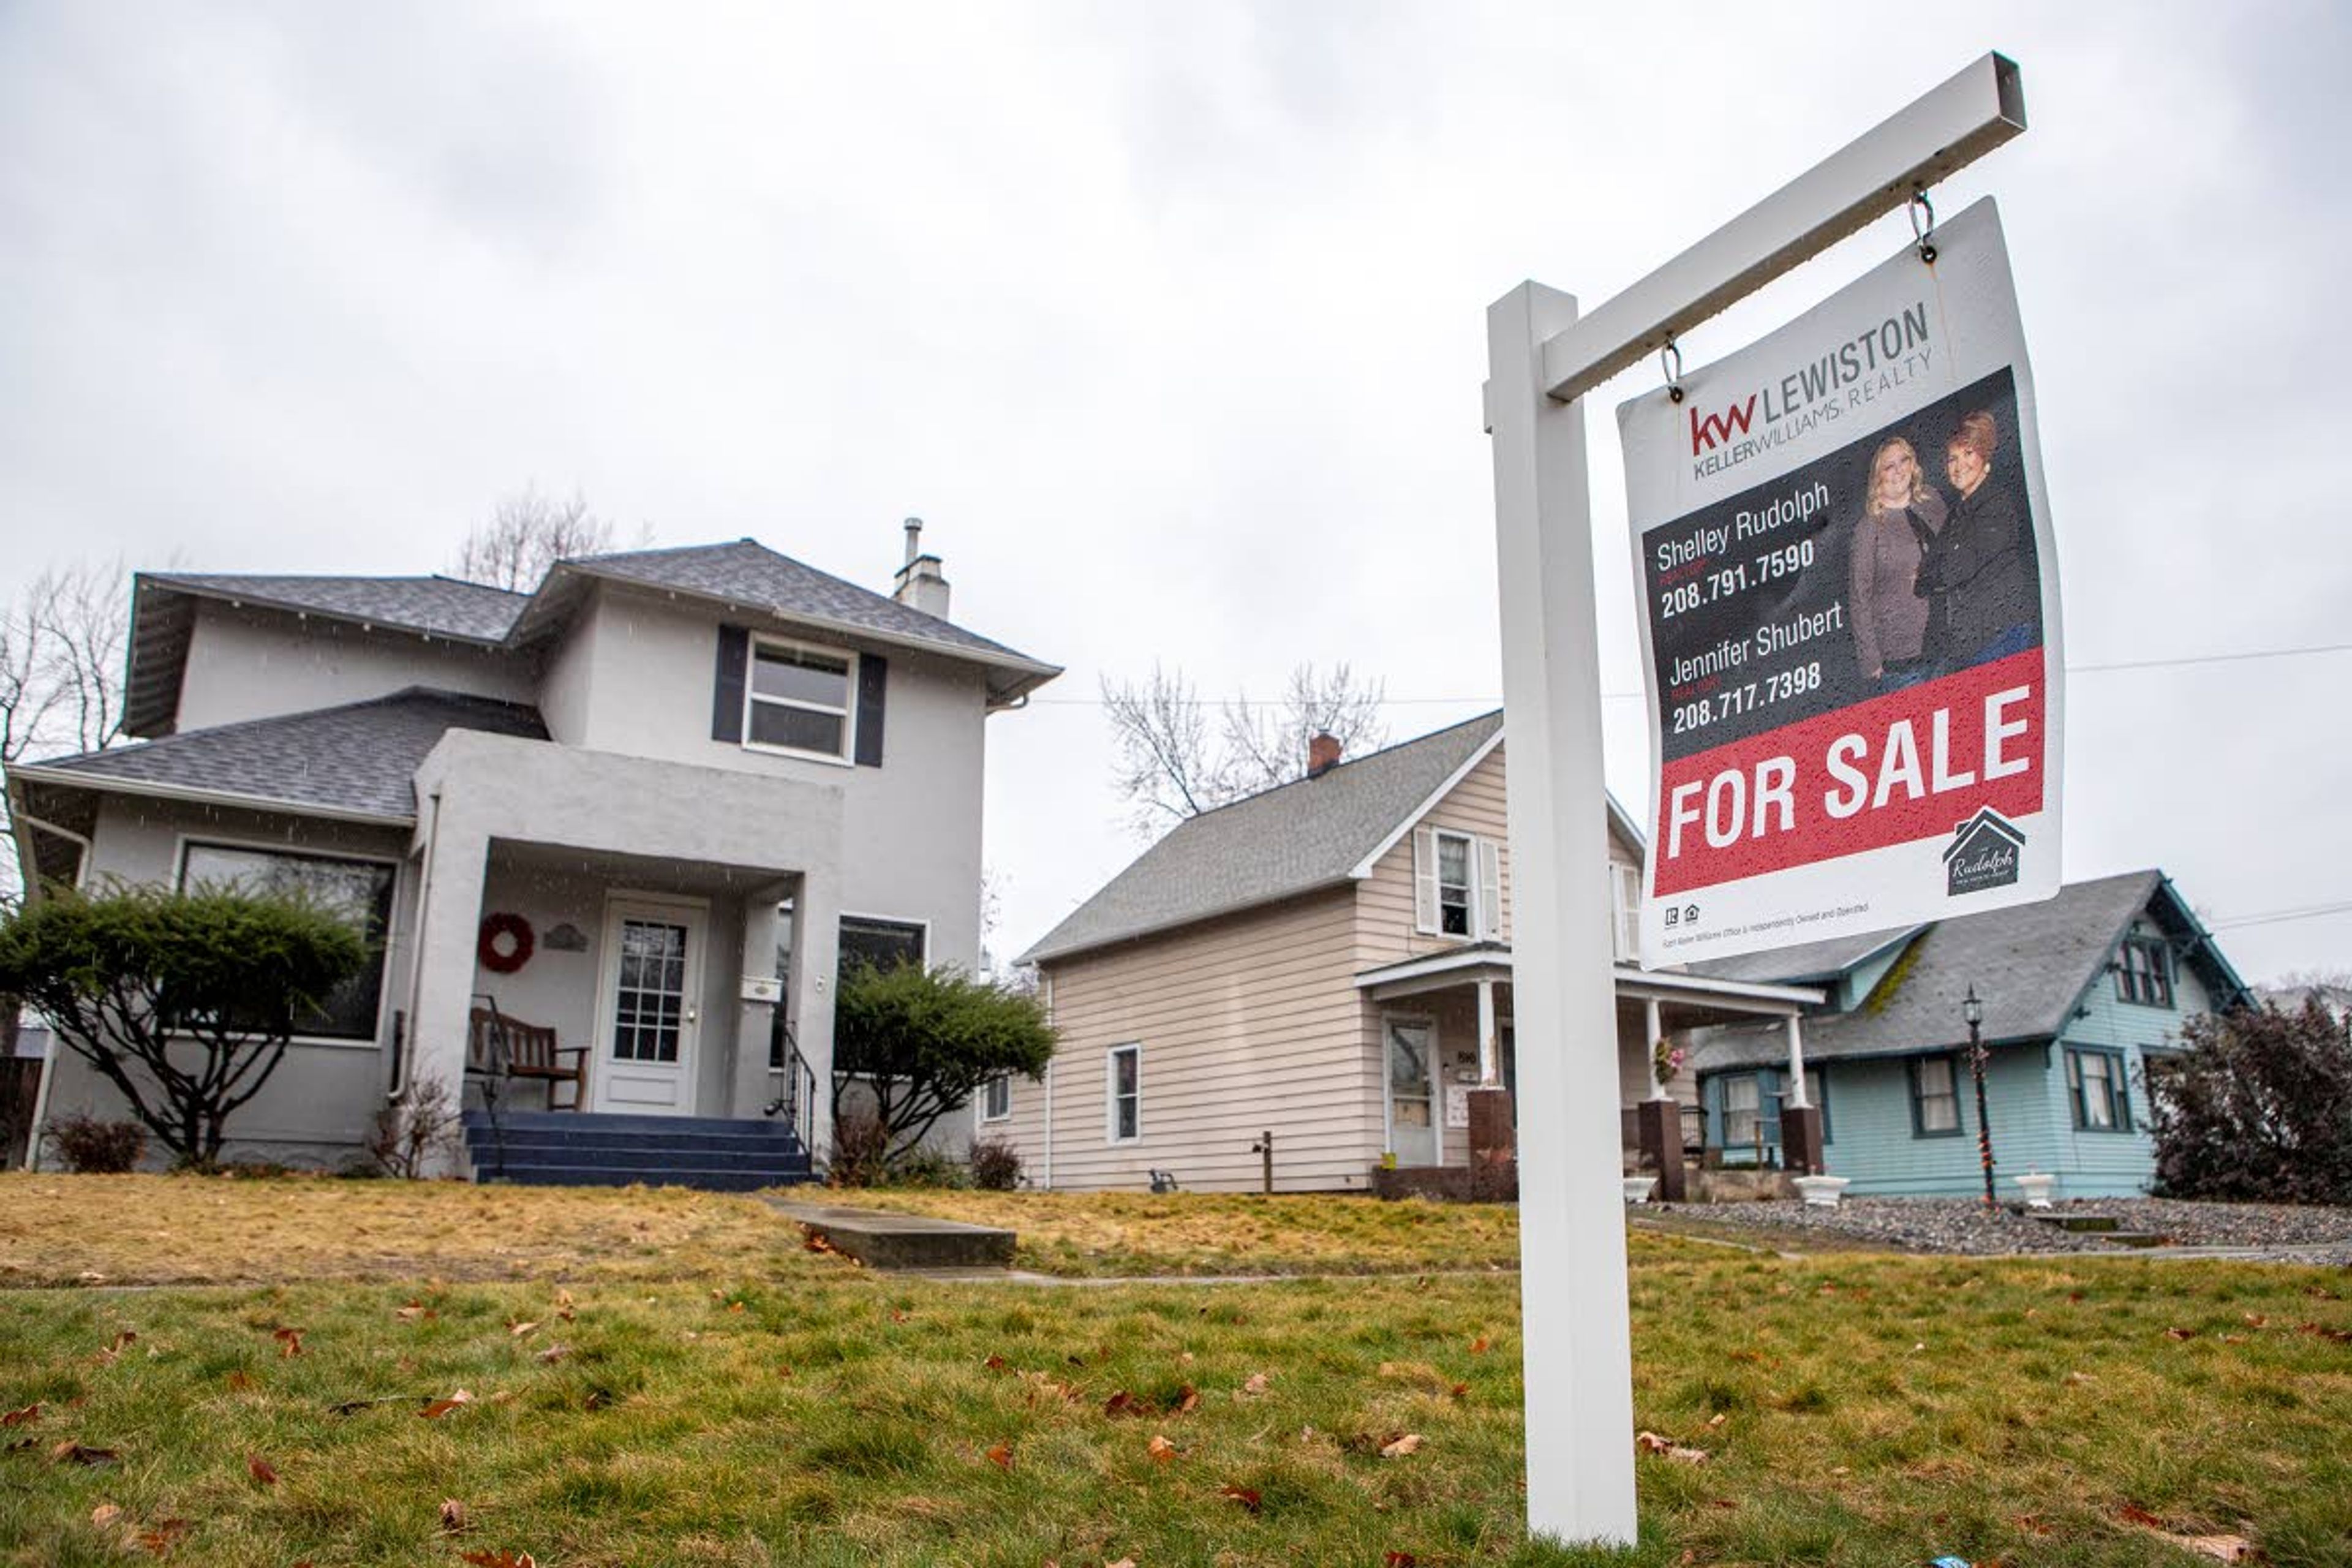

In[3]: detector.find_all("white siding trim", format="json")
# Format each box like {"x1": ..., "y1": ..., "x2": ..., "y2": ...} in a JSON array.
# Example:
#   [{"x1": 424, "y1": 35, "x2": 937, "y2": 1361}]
[{"x1": 1350, "y1": 729, "x2": 1507, "y2": 880}]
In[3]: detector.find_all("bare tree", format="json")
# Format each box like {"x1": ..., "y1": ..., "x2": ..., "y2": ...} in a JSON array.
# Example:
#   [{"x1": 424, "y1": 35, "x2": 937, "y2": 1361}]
[
  {"x1": 451, "y1": 485, "x2": 617, "y2": 591},
  {"x1": 2, "y1": 560, "x2": 132, "y2": 1065},
  {"x1": 1101, "y1": 661, "x2": 1389, "y2": 837}
]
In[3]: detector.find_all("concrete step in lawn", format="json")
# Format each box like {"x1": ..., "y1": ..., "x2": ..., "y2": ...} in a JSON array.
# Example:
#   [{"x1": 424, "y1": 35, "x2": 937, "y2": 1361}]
[
  {"x1": 2029, "y1": 1212, "x2": 2169, "y2": 1248},
  {"x1": 768, "y1": 1200, "x2": 1016, "y2": 1271}
]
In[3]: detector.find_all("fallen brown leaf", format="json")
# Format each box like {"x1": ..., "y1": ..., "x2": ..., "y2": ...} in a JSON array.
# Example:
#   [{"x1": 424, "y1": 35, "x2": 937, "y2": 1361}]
[
  {"x1": 134, "y1": 1518, "x2": 191, "y2": 1556},
  {"x1": 981, "y1": 1354, "x2": 1009, "y2": 1373},
  {"x1": 2298, "y1": 1321, "x2": 2352, "y2": 1343},
  {"x1": 1240, "y1": 1372, "x2": 1270, "y2": 1397},
  {"x1": 1379, "y1": 1433, "x2": 1424, "y2": 1459},
  {"x1": 273, "y1": 1327, "x2": 304, "y2": 1358},
  {"x1": 440, "y1": 1499, "x2": 469, "y2": 1534},
  {"x1": 1634, "y1": 1430, "x2": 1708, "y2": 1464},
  {"x1": 1384, "y1": 1553, "x2": 1418, "y2": 1567},
  {"x1": 1, "y1": 1403, "x2": 37, "y2": 1427},
  {"x1": 1218, "y1": 1483, "x2": 1261, "y2": 1513},
  {"x1": 91, "y1": 1502, "x2": 123, "y2": 1528},
  {"x1": 420, "y1": 1390, "x2": 474, "y2": 1420},
  {"x1": 507, "y1": 1320, "x2": 540, "y2": 1338},
  {"x1": 51, "y1": 1441, "x2": 120, "y2": 1467},
  {"x1": 1174, "y1": 1385, "x2": 1199, "y2": 1414},
  {"x1": 1104, "y1": 1390, "x2": 1140, "y2": 1417},
  {"x1": 247, "y1": 1454, "x2": 279, "y2": 1486},
  {"x1": 2165, "y1": 1327, "x2": 2198, "y2": 1341},
  {"x1": 224, "y1": 1372, "x2": 255, "y2": 1392},
  {"x1": 456, "y1": 1553, "x2": 536, "y2": 1568},
  {"x1": 535, "y1": 1343, "x2": 571, "y2": 1365},
  {"x1": 2117, "y1": 1504, "x2": 2168, "y2": 1529},
  {"x1": 1469, "y1": 1335, "x2": 1491, "y2": 1354},
  {"x1": 985, "y1": 1442, "x2": 1014, "y2": 1471},
  {"x1": 1147, "y1": 1433, "x2": 1177, "y2": 1464}
]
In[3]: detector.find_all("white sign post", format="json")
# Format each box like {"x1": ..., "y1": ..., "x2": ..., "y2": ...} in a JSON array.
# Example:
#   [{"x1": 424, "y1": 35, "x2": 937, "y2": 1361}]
[{"x1": 1485, "y1": 53, "x2": 2026, "y2": 1547}]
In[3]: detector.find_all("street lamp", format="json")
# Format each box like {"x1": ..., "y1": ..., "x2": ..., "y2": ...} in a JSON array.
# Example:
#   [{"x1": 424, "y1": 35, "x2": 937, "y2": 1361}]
[{"x1": 1963, "y1": 985, "x2": 1995, "y2": 1207}]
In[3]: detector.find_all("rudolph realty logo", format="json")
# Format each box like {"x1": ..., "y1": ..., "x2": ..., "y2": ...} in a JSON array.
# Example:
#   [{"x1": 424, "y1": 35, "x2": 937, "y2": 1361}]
[
  {"x1": 1943, "y1": 808, "x2": 2026, "y2": 897},
  {"x1": 1687, "y1": 301, "x2": 1938, "y2": 479}
]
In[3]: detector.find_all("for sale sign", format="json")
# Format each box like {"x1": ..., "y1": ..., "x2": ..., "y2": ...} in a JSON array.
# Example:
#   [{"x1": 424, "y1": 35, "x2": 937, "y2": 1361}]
[{"x1": 1619, "y1": 197, "x2": 2062, "y2": 967}]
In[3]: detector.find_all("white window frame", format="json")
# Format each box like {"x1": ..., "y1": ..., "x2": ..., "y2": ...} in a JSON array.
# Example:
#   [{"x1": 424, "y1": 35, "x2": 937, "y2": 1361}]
[
  {"x1": 1434, "y1": 829, "x2": 1476, "y2": 938},
  {"x1": 742, "y1": 634, "x2": 858, "y2": 766},
  {"x1": 980, "y1": 1073, "x2": 1012, "y2": 1123},
  {"x1": 1609, "y1": 860, "x2": 1642, "y2": 963},
  {"x1": 1105, "y1": 1042, "x2": 1142, "y2": 1144},
  {"x1": 172, "y1": 834, "x2": 402, "y2": 1051}
]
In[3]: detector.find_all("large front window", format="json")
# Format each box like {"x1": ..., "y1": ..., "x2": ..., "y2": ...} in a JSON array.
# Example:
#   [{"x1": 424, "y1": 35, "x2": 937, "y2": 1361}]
[
  {"x1": 2067, "y1": 1046, "x2": 2133, "y2": 1132},
  {"x1": 746, "y1": 639, "x2": 854, "y2": 760},
  {"x1": 1911, "y1": 1054, "x2": 1961, "y2": 1136},
  {"x1": 178, "y1": 842, "x2": 395, "y2": 1041}
]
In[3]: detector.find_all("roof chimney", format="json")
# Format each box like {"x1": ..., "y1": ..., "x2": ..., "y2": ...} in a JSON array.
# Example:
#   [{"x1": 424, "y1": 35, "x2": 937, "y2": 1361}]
[
  {"x1": 1307, "y1": 732, "x2": 1343, "y2": 779},
  {"x1": 891, "y1": 515, "x2": 951, "y2": 620}
]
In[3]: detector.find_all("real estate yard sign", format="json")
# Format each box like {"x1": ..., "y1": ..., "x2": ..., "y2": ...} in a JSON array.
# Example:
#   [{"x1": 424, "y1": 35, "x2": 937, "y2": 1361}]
[{"x1": 1620, "y1": 197, "x2": 2062, "y2": 967}]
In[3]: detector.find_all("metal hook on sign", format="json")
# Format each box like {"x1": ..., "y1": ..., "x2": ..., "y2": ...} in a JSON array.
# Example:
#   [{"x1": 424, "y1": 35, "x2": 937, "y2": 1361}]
[
  {"x1": 1661, "y1": 337, "x2": 1685, "y2": 404},
  {"x1": 1909, "y1": 188, "x2": 1937, "y2": 265}
]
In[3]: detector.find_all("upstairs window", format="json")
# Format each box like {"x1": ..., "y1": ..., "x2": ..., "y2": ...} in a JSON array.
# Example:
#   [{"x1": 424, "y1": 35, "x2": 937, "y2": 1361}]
[
  {"x1": 746, "y1": 639, "x2": 855, "y2": 761},
  {"x1": 1414, "y1": 827, "x2": 1501, "y2": 941},
  {"x1": 2116, "y1": 937, "x2": 2173, "y2": 1008}
]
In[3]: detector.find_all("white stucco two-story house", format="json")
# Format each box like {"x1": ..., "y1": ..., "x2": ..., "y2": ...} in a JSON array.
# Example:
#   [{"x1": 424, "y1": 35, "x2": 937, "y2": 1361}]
[{"x1": 6, "y1": 527, "x2": 1057, "y2": 1185}]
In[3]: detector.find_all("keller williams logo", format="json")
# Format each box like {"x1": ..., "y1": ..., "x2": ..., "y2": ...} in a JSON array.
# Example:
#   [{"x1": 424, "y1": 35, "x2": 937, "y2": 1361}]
[
  {"x1": 1688, "y1": 396, "x2": 1758, "y2": 455},
  {"x1": 1943, "y1": 808, "x2": 2026, "y2": 897}
]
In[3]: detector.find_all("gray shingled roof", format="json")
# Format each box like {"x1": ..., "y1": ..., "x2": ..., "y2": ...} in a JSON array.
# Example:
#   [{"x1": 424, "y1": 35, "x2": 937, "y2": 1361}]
[
  {"x1": 1021, "y1": 712, "x2": 1505, "y2": 965},
  {"x1": 1691, "y1": 925, "x2": 1925, "y2": 986},
  {"x1": 530, "y1": 540, "x2": 1054, "y2": 672},
  {"x1": 127, "y1": 541, "x2": 1057, "y2": 737},
  {"x1": 17, "y1": 688, "x2": 546, "y2": 821},
  {"x1": 1686, "y1": 870, "x2": 2200, "y2": 1070},
  {"x1": 143, "y1": 573, "x2": 528, "y2": 641}
]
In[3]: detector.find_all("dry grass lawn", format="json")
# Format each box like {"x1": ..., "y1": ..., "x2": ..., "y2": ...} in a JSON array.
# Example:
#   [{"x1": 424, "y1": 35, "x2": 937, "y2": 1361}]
[
  {"x1": 0, "y1": 1174, "x2": 810, "y2": 1287},
  {"x1": 809, "y1": 1187, "x2": 1523, "y2": 1276}
]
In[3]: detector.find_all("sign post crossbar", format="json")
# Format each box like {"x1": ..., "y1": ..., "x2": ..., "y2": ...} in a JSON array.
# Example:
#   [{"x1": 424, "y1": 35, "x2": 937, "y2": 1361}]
[{"x1": 1485, "y1": 50, "x2": 2029, "y2": 1548}]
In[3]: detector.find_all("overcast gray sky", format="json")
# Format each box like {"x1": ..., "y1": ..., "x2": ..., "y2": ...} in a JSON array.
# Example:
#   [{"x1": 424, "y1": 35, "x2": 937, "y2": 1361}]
[{"x1": 5, "y1": 2, "x2": 2347, "y2": 982}]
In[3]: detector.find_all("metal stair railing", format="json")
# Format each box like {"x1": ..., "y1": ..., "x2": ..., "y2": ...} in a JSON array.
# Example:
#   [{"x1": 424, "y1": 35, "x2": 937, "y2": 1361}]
[{"x1": 761, "y1": 1012, "x2": 819, "y2": 1167}]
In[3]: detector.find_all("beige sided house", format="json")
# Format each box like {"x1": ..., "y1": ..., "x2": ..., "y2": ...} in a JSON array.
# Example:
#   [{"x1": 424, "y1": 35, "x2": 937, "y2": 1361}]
[{"x1": 996, "y1": 714, "x2": 1820, "y2": 1193}]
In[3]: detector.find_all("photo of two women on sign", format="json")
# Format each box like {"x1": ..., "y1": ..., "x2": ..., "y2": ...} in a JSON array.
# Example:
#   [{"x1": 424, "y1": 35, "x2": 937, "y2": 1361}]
[{"x1": 1845, "y1": 368, "x2": 2043, "y2": 690}]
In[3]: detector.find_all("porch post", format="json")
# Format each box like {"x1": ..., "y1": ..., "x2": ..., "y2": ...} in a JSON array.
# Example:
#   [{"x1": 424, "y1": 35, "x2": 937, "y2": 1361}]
[
  {"x1": 1476, "y1": 976, "x2": 1499, "y2": 1085},
  {"x1": 789, "y1": 866, "x2": 843, "y2": 1168},
  {"x1": 1643, "y1": 998, "x2": 1667, "y2": 1100},
  {"x1": 408, "y1": 819, "x2": 489, "y2": 1174},
  {"x1": 1784, "y1": 1014, "x2": 1810, "y2": 1109},
  {"x1": 731, "y1": 883, "x2": 793, "y2": 1119}
]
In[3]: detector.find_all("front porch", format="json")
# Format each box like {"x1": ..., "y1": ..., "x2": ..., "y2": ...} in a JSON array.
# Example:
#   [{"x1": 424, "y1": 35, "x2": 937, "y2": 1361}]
[
  {"x1": 1352, "y1": 945, "x2": 1823, "y2": 1199},
  {"x1": 405, "y1": 729, "x2": 849, "y2": 1179}
]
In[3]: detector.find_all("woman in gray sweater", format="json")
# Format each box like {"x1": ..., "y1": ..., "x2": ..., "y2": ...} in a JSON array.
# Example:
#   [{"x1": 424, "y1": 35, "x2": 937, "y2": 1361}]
[{"x1": 1847, "y1": 435, "x2": 1947, "y2": 686}]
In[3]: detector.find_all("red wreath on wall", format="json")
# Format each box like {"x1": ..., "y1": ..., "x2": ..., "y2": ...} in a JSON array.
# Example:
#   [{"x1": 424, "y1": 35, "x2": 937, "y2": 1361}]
[{"x1": 477, "y1": 912, "x2": 535, "y2": 974}]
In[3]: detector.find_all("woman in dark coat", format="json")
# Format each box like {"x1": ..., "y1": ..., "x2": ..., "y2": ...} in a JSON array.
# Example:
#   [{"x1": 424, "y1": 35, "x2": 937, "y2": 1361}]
[{"x1": 1916, "y1": 410, "x2": 2037, "y2": 671}]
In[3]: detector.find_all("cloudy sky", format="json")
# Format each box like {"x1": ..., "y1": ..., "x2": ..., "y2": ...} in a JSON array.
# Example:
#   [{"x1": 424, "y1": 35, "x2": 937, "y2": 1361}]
[{"x1": 4, "y1": 2, "x2": 2347, "y2": 982}]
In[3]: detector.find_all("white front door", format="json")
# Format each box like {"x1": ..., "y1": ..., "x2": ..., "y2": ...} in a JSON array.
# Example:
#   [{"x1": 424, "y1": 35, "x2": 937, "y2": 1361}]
[
  {"x1": 1384, "y1": 1017, "x2": 1440, "y2": 1168},
  {"x1": 591, "y1": 897, "x2": 707, "y2": 1115}
]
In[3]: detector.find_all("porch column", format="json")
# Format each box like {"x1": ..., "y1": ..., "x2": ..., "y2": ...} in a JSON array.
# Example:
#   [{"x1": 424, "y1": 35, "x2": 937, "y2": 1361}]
[
  {"x1": 1784, "y1": 1014, "x2": 1810, "y2": 1108},
  {"x1": 788, "y1": 865, "x2": 843, "y2": 1168},
  {"x1": 1643, "y1": 998, "x2": 1667, "y2": 1100},
  {"x1": 1780, "y1": 1012, "x2": 1823, "y2": 1177},
  {"x1": 1476, "y1": 977, "x2": 1499, "y2": 1084},
  {"x1": 407, "y1": 818, "x2": 489, "y2": 1174},
  {"x1": 730, "y1": 882, "x2": 794, "y2": 1119}
]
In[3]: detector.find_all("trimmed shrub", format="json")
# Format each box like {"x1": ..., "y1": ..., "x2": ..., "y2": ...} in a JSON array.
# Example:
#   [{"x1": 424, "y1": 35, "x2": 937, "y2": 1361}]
[{"x1": 2148, "y1": 1000, "x2": 2352, "y2": 1205}]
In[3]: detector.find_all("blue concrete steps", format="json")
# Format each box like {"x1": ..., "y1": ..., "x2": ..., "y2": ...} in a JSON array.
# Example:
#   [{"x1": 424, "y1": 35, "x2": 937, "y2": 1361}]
[{"x1": 461, "y1": 1110, "x2": 814, "y2": 1191}]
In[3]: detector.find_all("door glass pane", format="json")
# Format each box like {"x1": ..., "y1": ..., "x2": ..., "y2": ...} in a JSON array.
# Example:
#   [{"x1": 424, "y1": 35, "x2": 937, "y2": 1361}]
[
  {"x1": 1387, "y1": 1023, "x2": 1433, "y2": 1127},
  {"x1": 613, "y1": 919, "x2": 689, "y2": 1063}
]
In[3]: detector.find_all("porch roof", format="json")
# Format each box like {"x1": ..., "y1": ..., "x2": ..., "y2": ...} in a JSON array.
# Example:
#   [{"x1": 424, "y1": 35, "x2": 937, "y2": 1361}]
[
  {"x1": 1352, "y1": 944, "x2": 1822, "y2": 1016},
  {"x1": 11, "y1": 687, "x2": 546, "y2": 824}
]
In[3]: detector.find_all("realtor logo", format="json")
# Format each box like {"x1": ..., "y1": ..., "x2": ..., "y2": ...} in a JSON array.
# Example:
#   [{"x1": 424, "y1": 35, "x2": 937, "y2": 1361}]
[{"x1": 1943, "y1": 808, "x2": 2026, "y2": 897}]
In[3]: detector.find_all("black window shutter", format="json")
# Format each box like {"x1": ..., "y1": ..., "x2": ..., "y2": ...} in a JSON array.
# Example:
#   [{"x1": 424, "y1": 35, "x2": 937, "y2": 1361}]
[
  {"x1": 854, "y1": 654, "x2": 887, "y2": 767},
  {"x1": 712, "y1": 625, "x2": 748, "y2": 742}
]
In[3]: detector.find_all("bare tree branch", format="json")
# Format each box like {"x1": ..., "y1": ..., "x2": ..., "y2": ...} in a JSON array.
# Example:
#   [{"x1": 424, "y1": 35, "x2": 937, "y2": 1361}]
[
  {"x1": 451, "y1": 485, "x2": 619, "y2": 591},
  {"x1": 1, "y1": 561, "x2": 130, "y2": 914},
  {"x1": 1103, "y1": 661, "x2": 1389, "y2": 838}
]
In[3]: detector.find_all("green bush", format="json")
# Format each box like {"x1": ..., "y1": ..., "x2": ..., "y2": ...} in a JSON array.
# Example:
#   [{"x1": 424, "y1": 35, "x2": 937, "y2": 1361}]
[
  {"x1": 0, "y1": 880, "x2": 368, "y2": 1170},
  {"x1": 831, "y1": 962, "x2": 1054, "y2": 1166}
]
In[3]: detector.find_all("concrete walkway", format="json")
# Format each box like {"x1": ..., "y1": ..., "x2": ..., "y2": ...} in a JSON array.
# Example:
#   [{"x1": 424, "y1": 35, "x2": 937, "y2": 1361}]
[{"x1": 764, "y1": 1197, "x2": 1016, "y2": 1271}]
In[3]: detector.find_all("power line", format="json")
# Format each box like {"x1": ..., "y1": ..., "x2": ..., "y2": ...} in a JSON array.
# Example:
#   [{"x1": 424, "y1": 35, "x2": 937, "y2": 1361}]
[
  {"x1": 1031, "y1": 637, "x2": 2352, "y2": 707},
  {"x1": 2206, "y1": 900, "x2": 2352, "y2": 933}
]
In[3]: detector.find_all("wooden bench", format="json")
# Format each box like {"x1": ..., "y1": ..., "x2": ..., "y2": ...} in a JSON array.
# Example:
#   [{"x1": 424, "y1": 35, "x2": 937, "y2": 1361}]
[{"x1": 468, "y1": 1007, "x2": 586, "y2": 1112}]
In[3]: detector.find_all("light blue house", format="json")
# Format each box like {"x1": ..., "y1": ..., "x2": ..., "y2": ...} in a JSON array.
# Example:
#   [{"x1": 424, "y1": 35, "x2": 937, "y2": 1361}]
[{"x1": 1683, "y1": 870, "x2": 2250, "y2": 1200}]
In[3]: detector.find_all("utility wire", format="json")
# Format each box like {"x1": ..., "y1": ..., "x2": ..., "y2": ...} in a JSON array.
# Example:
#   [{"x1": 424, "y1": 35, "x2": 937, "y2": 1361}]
[
  {"x1": 1033, "y1": 636, "x2": 2352, "y2": 707},
  {"x1": 2205, "y1": 900, "x2": 2352, "y2": 933}
]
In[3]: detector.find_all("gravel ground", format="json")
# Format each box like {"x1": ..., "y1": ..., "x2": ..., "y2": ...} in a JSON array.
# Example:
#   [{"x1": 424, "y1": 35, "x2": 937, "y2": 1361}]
[{"x1": 1646, "y1": 1196, "x2": 2352, "y2": 1265}]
